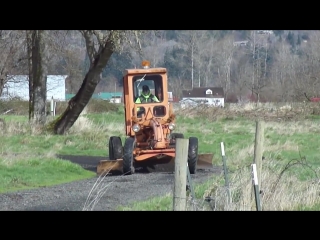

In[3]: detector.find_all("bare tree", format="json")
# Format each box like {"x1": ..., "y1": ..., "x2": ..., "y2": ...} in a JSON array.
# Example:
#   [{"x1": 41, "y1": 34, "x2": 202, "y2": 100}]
[
  {"x1": 201, "y1": 37, "x2": 218, "y2": 87},
  {"x1": 232, "y1": 56, "x2": 252, "y2": 102},
  {"x1": 295, "y1": 31, "x2": 320, "y2": 100},
  {"x1": 132, "y1": 30, "x2": 176, "y2": 68},
  {"x1": 214, "y1": 35, "x2": 235, "y2": 99},
  {"x1": 253, "y1": 40, "x2": 269, "y2": 103},
  {"x1": 269, "y1": 40, "x2": 295, "y2": 102},
  {"x1": 52, "y1": 30, "x2": 145, "y2": 134},
  {"x1": 193, "y1": 31, "x2": 210, "y2": 87},
  {"x1": 0, "y1": 30, "x2": 25, "y2": 98},
  {"x1": 178, "y1": 30, "x2": 204, "y2": 88},
  {"x1": 239, "y1": 31, "x2": 271, "y2": 103},
  {"x1": 56, "y1": 31, "x2": 87, "y2": 94}
]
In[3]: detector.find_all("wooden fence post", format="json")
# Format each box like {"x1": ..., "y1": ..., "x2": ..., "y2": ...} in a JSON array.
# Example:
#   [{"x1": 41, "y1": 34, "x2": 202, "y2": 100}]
[{"x1": 173, "y1": 138, "x2": 189, "y2": 211}]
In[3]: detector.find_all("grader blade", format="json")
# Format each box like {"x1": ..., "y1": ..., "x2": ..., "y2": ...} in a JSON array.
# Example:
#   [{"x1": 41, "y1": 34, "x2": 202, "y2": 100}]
[
  {"x1": 197, "y1": 153, "x2": 214, "y2": 169},
  {"x1": 96, "y1": 154, "x2": 214, "y2": 175},
  {"x1": 135, "y1": 153, "x2": 214, "y2": 173},
  {"x1": 97, "y1": 159, "x2": 123, "y2": 176}
]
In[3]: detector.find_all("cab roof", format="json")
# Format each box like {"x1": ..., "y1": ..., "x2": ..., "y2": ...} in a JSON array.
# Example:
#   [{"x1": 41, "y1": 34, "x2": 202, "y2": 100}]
[{"x1": 125, "y1": 68, "x2": 167, "y2": 75}]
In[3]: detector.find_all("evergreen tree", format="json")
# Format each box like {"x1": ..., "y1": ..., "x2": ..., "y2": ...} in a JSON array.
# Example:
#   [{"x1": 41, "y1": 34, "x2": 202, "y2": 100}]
[
  {"x1": 102, "y1": 52, "x2": 132, "y2": 87},
  {"x1": 297, "y1": 34, "x2": 301, "y2": 45},
  {"x1": 286, "y1": 31, "x2": 295, "y2": 47}
]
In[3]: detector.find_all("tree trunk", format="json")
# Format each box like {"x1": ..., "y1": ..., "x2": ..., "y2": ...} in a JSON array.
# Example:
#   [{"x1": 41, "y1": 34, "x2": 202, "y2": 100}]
[
  {"x1": 31, "y1": 30, "x2": 48, "y2": 125},
  {"x1": 26, "y1": 30, "x2": 34, "y2": 121},
  {"x1": 0, "y1": 76, "x2": 4, "y2": 97},
  {"x1": 53, "y1": 35, "x2": 114, "y2": 134}
]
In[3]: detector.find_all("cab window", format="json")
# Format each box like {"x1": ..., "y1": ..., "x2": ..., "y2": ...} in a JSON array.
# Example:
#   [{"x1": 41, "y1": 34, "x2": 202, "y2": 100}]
[{"x1": 133, "y1": 74, "x2": 163, "y2": 103}]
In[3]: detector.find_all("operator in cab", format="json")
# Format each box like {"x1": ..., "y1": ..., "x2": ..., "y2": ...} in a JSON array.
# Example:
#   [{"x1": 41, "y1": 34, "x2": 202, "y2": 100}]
[{"x1": 135, "y1": 85, "x2": 160, "y2": 103}]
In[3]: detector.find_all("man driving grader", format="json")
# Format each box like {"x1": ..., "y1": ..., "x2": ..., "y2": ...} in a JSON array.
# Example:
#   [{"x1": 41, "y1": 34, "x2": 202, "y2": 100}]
[
  {"x1": 97, "y1": 60, "x2": 213, "y2": 176},
  {"x1": 135, "y1": 85, "x2": 160, "y2": 103}
]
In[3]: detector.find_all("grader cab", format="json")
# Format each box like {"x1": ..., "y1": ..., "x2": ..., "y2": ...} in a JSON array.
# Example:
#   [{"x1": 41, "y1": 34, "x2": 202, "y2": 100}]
[{"x1": 97, "y1": 61, "x2": 213, "y2": 175}]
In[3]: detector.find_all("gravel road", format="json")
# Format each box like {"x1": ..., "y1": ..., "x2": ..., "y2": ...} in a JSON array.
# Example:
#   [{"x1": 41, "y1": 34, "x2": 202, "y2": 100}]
[{"x1": 0, "y1": 155, "x2": 221, "y2": 211}]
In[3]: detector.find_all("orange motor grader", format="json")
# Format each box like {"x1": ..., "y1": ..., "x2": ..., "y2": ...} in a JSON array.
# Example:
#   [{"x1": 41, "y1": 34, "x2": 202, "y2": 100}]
[{"x1": 97, "y1": 61, "x2": 213, "y2": 176}]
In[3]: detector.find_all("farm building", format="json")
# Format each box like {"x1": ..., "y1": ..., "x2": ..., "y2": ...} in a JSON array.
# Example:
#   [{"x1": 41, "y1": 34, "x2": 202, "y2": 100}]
[
  {"x1": 1, "y1": 75, "x2": 67, "y2": 101},
  {"x1": 180, "y1": 87, "x2": 225, "y2": 107}
]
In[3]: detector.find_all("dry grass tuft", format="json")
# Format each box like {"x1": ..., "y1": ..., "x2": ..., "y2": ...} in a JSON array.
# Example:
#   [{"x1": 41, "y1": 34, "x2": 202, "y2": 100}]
[{"x1": 203, "y1": 158, "x2": 320, "y2": 211}]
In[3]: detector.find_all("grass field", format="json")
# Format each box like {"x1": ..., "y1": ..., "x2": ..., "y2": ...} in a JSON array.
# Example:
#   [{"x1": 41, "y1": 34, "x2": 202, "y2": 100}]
[{"x1": 1, "y1": 100, "x2": 320, "y2": 210}]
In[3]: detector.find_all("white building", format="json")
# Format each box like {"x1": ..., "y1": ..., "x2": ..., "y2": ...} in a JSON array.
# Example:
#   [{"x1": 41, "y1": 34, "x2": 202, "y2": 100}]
[
  {"x1": 181, "y1": 87, "x2": 225, "y2": 107},
  {"x1": 233, "y1": 40, "x2": 249, "y2": 47},
  {"x1": 256, "y1": 30, "x2": 273, "y2": 35},
  {"x1": 1, "y1": 75, "x2": 67, "y2": 101}
]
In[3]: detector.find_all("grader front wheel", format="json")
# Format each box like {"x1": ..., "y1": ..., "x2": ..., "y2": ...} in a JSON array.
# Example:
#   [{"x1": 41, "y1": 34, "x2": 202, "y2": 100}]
[
  {"x1": 123, "y1": 137, "x2": 135, "y2": 175},
  {"x1": 108, "y1": 136, "x2": 123, "y2": 160}
]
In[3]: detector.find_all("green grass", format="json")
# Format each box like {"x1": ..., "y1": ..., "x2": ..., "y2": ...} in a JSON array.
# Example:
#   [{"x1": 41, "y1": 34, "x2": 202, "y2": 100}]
[
  {"x1": 0, "y1": 115, "x2": 28, "y2": 122},
  {"x1": 1, "y1": 132, "x2": 108, "y2": 157},
  {"x1": 0, "y1": 156, "x2": 95, "y2": 193},
  {"x1": 117, "y1": 194, "x2": 173, "y2": 211},
  {"x1": 1, "y1": 101, "x2": 320, "y2": 210}
]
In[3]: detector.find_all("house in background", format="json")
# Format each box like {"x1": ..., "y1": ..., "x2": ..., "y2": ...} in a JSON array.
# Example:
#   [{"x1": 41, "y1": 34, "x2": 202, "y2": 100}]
[
  {"x1": 1, "y1": 75, "x2": 67, "y2": 101},
  {"x1": 65, "y1": 92, "x2": 123, "y2": 103},
  {"x1": 180, "y1": 87, "x2": 225, "y2": 107}
]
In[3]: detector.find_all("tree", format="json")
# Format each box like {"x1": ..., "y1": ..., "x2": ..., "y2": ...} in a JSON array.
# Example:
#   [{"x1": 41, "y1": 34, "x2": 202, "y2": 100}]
[
  {"x1": 51, "y1": 30, "x2": 145, "y2": 134},
  {"x1": 273, "y1": 30, "x2": 284, "y2": 37},
  {"x1": 102, "y1": 51, "x2": 133, "y2": 89},
  {"x1": 292, "y1": 31, "x2": 320, "y2": 101},
  {"x1": 200, "y1": 37, "x2": 219, "y2": 87},
  {"x1": 286, "y1": 31, "x2": 295, "y2": 50},
  {"x1": 268, "y1": 39, "x2": 297, "y2": 102},
  {"x1": 26, "y1": 30, "x2": 34, "y2": 120},
  {"x1": 54, "y1": 31, "x2": 87, "y2": 94},
  {"x1": 163, "y1": 46, "x2": 190, "y2": 96},
  {"x1": 214, "y1": 35, "x2": 235, "y2": 99},
  {"x1": 26, "y1": 30, "x2": 49, "y2": 124},
  {"x1": 178, "y1": 31, "x2": 200, "y2": 88},
  {"x1": 231, "y1": 54, "x2": 252, "y2": 102},
  {"x1": 297, "y1": 34, "x2": 301, "y2": 46},
  {"x1": 133, "y1": 30, "x2": 172, "y2": 68},
  {"x1": 0, "y1": 30, "x2": 25, "y2": 98}
]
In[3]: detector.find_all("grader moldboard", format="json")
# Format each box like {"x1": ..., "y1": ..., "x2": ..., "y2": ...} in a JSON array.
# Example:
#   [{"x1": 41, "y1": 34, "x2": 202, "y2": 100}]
[{"x1": 97, "y1": 61, "x2": 213, "y2": 176}]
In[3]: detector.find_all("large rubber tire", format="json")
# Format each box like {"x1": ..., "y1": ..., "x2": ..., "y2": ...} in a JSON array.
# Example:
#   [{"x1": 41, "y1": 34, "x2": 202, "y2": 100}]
[
  {"x1": 171, "y1": 133, "x2": 184, "y2": 139},
  {"x1": 108, "y1": 136, "x2": 123, "y2": 160},
  {"x1": 123, "y1": 137, "x2": 135, "y2": 175},
  {"x1": 188, "y1": 137, "x2": 198, "y2": 174},
  {"x1": 169, "y1": 133, "x2": 184, "y2": 148}
]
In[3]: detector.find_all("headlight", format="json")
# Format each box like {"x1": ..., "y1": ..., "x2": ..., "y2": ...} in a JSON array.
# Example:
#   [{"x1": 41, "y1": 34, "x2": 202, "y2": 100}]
[
  {"x1": 132, "y1": 124, "x2": 140, "y2": 132},
  {"x1": 168, "y1": 123, "x2": 175, "y2": 130}
]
